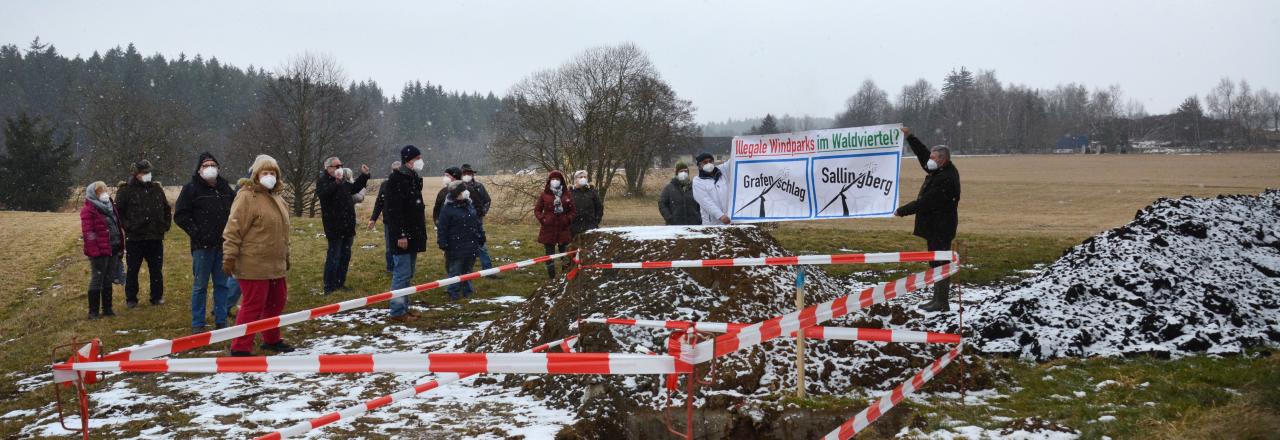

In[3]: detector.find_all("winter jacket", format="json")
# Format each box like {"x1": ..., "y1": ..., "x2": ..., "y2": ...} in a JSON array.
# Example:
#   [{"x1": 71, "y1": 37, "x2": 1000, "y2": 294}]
[
  {"x1": 81, "y1": 198, "x2": 122, "y2": 258},
  {"x1": 659, "y1": 178, "x2": 702, "y2": 225},
  {"x1": 570, "y1": 185, "x2": 603, "y2": 235},
  {"x1": 432, "y1": 186, "x2": 449, "y2": 225},
  {"x1": 116, "y1": 177, "x2": 172, "y2": 241},
  {"x1": 692, "y1": 164, "x2": 732, "y2": 225},
  {"x1": 316, "y1": 170, "x2": 370, "y2": 238},
  {"x1": 895, "y1": 134, "x2": 961, "y2": 244},
  {"x1": 467, "y1": 180, "x2": 492, "y2": 218},
  {"x1": 436, "y1": 198, "x2": 486, "y2": 259},
  {"x1": 222, "y1": 182, "x2": 291, "y2": 280},
  {"x1": 370, "y1": 180, "x2": 388, "y2": 223},
  {"x1": 174, "y1": 170, "x2": 236, "y2": 250},
  {"x1": 383, "y1": 166, "x2": 428, "y2": 255},
  {"x1": 533, "y1": 171, "x2": 576, "y2": 245}
]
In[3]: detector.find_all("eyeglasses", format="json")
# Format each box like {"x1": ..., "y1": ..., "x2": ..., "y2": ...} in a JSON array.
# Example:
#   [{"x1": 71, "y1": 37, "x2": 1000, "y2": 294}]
[{"x1": 328, "y1": 164, "x2": 343, "y2": 169}]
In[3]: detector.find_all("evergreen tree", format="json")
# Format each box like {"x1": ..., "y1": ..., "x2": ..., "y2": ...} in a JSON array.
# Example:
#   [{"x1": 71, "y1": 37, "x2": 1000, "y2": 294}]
[
  {"x1": 748, "y1": 113, "x2": 781, "y2": 135},
  {"x1": 0, "y1": 113, "x2": 75, "y2": 211}
]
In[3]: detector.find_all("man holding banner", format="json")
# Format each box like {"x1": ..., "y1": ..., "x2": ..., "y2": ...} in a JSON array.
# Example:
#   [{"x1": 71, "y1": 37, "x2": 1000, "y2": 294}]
[{"x1": 893, "y1": 127, "x2": 961, "y2": 312}]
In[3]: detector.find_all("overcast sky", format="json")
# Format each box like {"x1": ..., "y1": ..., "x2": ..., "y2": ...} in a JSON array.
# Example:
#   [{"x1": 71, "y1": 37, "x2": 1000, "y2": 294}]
[{"x1": 3, "y1": 0, "x2": 1278, "y2": 123}]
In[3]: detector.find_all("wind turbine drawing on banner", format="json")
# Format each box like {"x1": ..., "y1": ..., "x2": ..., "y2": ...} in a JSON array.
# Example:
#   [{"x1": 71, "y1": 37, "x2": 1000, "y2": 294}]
[
  {"x1": 735, "y1": 170, "x2": 788, "y2": 218},
  {"x1": 819, "y1": 164, "x2": 879, "y2": 217}
]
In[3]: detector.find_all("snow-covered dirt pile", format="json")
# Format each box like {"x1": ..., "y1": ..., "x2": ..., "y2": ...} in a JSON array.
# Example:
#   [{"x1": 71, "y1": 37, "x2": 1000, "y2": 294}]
[
  {"x1": 970, "y1": 190, "x2": 1280, "y2": 360},
  {"x1": 466, "y1": 225, "x2": 986, "y2": 438}
]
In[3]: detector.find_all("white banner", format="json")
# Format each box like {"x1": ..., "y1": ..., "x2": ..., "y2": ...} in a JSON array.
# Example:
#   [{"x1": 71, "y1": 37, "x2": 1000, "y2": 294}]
[{"x1": 729, "y1": 123, "x2": 902, "y2": 223}]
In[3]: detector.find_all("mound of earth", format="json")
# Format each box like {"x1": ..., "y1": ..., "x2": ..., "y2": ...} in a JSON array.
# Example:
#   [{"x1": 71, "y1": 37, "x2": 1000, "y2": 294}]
[
  {"x1": 466, "y1": 225, "x2": 985, "y2": 438},
  {"x1": 970, "y1": 190, "x2": 1280, "y2": 360}
]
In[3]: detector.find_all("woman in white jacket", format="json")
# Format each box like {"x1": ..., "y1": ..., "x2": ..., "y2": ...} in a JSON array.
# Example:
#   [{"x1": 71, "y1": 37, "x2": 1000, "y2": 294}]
[{"x1": 691, "y1": 152, "x2": 733, "y2": 225}]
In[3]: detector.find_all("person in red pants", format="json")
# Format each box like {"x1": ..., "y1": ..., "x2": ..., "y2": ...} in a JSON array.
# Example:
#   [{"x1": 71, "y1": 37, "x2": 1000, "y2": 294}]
[{"x1": 222, "y1": 154, "x2": 294, "y2": 356}]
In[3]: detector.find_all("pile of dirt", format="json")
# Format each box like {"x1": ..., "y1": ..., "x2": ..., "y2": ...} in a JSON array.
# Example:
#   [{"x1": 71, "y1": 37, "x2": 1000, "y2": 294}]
[
  {"x1": 465, "y1": 225, "x2": 981, "y2": 437},
  {"x1": 969, "y1": 190, "x2": 1280, "y2": 360}
]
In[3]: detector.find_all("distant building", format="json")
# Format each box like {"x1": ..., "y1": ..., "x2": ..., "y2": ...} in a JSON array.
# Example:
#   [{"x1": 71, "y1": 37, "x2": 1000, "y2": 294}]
[{"x1": 1054, "y1": 134, "x2": 1089, "y2": 154}]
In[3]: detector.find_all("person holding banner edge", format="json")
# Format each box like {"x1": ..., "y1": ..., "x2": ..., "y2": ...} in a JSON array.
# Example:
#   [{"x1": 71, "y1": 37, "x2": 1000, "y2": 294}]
[
  {"x1": 693, "y1": 152, "x2": 732, "y2": 225},
  {"x1": 893, "y1": 127, "x2": 961, "y2": 312}
]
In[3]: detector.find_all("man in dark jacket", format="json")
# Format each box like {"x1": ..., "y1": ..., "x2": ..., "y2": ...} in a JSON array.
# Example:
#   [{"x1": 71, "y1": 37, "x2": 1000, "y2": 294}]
[
  {"x1": 316, "y1": 156, "x2": 370, "y2": 294},
  {"x1": 432, "y1": 166, "x2": 463, "y2": 224},
  {"x1": 569, "y1": 170, "x2": 603, "y2": 237},
  {"x1": 117, "y1": 159, "x2": 172, "y2": 307},
  {"x1": 658, "y1": 162, "x2": 701, "y2": 225},
  {"x1": 437, "y1": 181, "x2": 486, "y2": 301},
  {"x1": 460, "y1": 164, "x2": 497, "y2": 273},
  {"x1": 174, "y1": 152, "x2": 241, "y2": 331},
  {"x1": 369, "y1": 161, "x2": 400, "y2": 274},
  {"x1": 894, "y1": 127, "x2": 961, "y2": 312},
  {"x1": 383, "y1": 146, "x2": 428, "y2": 322}
]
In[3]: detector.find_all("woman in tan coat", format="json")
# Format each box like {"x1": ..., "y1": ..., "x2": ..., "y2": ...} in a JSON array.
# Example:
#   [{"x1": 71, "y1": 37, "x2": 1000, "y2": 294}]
[{"x1": 222, "y1": 154, "x2": 294, "y2": 356}]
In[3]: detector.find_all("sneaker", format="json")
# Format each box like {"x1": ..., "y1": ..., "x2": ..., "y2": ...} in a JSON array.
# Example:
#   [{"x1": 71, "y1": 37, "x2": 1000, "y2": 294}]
[
  {"x1": 230, "y1": 350, "x2": 253, "y2": 357},
  {"x1": 389, "y1": 314, "x2": 419, "y2": 323},
  {"x1": 126, "y1": 301, "x2": 139, "y2": 309},
  {"x1": 260, "y1": 341, "x2": 295, "y2": 353},
  {"x1": 150, "y1": 299, "x2": 165, "y2": 306}
]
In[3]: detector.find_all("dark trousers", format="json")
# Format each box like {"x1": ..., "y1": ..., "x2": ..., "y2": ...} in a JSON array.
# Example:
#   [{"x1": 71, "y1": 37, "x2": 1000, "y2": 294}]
[
  {"x1": 324, "y1": 234, "x2": 354, "y2": 292},
  {"x1": 927, "y1": 238, "x2": 952, "y2": 299},
  {"x1": 445, "y1": 255, "x2": 477, "y2": 301},
  {"x1": 125, "y1": 239, "x2": 164, "y2": 303},
  {"x1": 543, "y1": 243, "x2": 569, "y2": 278},
  {"x1": 88, "y1": 253, "x2": 119, "y2": 315}
]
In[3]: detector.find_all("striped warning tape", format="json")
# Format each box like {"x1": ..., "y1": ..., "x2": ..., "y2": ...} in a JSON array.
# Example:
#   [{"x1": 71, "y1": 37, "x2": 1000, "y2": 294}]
[
  {"x1": 822, "y1": 345, "x2": 963, "y2": 440},
  {"x1": 52, "y1": 251, "x2": 578, "y2": 383},
  {"x1": 583, "y1": 318, "x2": 960, "y2": 344},
  {"x1": 256, "y1": 335, "x2": 579, "y2": 440},
  {"x1": 54, "y1": 352, "x2": 689, "y2": 375},
  {"x1": 579, "y1": 251, "x2": 953, "y2": 270}
]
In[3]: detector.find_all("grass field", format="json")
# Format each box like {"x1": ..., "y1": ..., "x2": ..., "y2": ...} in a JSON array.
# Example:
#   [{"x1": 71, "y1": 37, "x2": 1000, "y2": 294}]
[{"x1": 1, "y1": 153, "x2": 1277, "y2": 438}]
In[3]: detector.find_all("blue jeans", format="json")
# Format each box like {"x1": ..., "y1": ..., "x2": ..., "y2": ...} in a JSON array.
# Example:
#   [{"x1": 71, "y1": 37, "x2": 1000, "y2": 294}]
[
  {"x1": 383, "y1": 227, "x2": 394, "y2": 273},
  {"x1": 191, "y1": 248, "x2": 240, "y2": 328},
  {"x1": 324, "y1": 234, "x2": 354, "y2": 292},
  {"x1": 445, "y1": 255, "x2": 477, "y2": 301},
  {"x1": 478, "y1": 245, "x2": 494, "y2": 270},
  {"x1": 389, "y1": 252, "x2": 417, "y2": 317}
]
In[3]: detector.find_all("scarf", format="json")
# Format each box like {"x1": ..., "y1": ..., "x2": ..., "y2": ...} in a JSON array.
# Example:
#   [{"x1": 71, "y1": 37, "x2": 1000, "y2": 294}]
[
  {"x1": 85, "y1": 185, "x2": 122, "y2": 247},
  {"x1": 552, "y1": 186, "x2": 564, "y2": 214}
]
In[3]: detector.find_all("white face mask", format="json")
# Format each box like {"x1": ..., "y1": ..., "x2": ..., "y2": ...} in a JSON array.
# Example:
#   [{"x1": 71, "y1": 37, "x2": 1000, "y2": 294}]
[
  {"x1": 141, "y1": 173, "x2": 153, "y2": 183},
  {"x1": 200, "y1": 167, "x2": 218, "y2": 181},
  {"x1": 701, "y1": 163, "x2": 714, "y2": 173},
  {"x1": 442, "y1": 176, "x2": 452, "y2": 186},
  {"x1": 460, "y1": 190, "x2": 470, "y2": 200},
  {"x1": 333, "y1": 168, "x2": 345, "y2": 179},
  {"x1": 549, "y1": 179, "x2": 561, "y2": 189},
  {"x1": 676, "y1": 171, "x2": 688, "y2": 181},
  {"x1": 98, "y1": 192, "x2": 111, "y2": 202},
  {"x1": 926, "y1": 159, "x2": 939, "y2": 171},
  {"x1": 577, "y1": 177, "x2": 589, "y2": 187},
  {"x1": 259, "y1": 174, "x2": 277, "y2": 190},
  {"x1": 412, "y1": 159, "x2": 424, "y2": 171},
  {"x1": 462, "y1": 175, "x2": 473, "y2": 182}
]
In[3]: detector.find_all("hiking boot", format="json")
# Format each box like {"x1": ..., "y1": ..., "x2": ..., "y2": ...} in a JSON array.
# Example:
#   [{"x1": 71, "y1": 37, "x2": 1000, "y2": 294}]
[
  {"x1": 192, "y1": 326, "x2": 207, "y2": 334},
  {"x1": 918, "y1": 299, "x2": 950, "y2": 312},
  {"x1": 230, "y1": 350, "x2": 253, "y2": 357},
  {"x1": 389, "y1": 313, "x2": 419, "y2": 323},
  {"x1": 260, "y1": 341, "x2": 295, "y2": 353}
]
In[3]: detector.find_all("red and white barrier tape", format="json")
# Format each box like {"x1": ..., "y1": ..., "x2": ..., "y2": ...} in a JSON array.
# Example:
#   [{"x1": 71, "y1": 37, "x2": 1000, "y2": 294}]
[
  {"x1": 579, "y1": 251, "x2": 953, "y2": 270},
  {"x1": 52, "y1": 251, "x2": 577, "y2": 383},
  {"x1": 257, "y1": 335, "x2": 579, "y2": 440},
  {"x1": 822, "y1": 345, "x2": 962, "y2": 440},
  {"x1": 583, "y1": 318, "x2": 961, "y2": 344},
  {"x1": 54, "y1": 352, "x2": 689, "y2": 375},
  {"x1": 694, "y1": 259, "x2": 960, "y2": 363}
]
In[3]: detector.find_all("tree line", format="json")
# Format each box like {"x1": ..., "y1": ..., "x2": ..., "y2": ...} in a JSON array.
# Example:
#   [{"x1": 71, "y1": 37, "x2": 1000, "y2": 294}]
[{"x1": 0, "y1": 38, "x2": 499, "y2": 213}]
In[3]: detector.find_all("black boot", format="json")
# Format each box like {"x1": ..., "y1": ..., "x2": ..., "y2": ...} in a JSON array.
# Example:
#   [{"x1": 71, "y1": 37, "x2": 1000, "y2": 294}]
[
  {"x1": 918, "y1": 279, "x2": 951, "y2": 312},
  {"x1": 546, "y1": 263, "x2": 556, "y2": 280},
  {"x1": 87, "y1": 288, "x2": 101, "y2": 319},
  {"x1": 101, "y1": 283, "x2": 115, "y2": 316}
]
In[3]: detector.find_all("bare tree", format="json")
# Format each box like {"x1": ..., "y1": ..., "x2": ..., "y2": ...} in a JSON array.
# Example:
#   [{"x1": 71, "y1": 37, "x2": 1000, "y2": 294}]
[
  {"x1": 897, "y1": 79, "x2": 938, "y2": 138},
  {"x1": 1259, "y1": 88, "x2": 1280, "y2": 132},
  {"x1": 489, "y1": 43, "x2": 694, "y2": 202},
  {"x1": 233, "y1": 53, "x2": 376, "y2": 216},
  {"x1": 835, "y1": 79, "x2": 893, "y2": 128},
  {"x1": 78, "y1": 85, "x2": 198, "y2": 183}
]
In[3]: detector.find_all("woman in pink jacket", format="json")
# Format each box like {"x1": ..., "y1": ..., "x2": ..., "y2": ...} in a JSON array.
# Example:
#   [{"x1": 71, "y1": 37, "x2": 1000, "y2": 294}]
[{"x1": 81, "y1": 181, "x2": 124, "y2": 320}]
